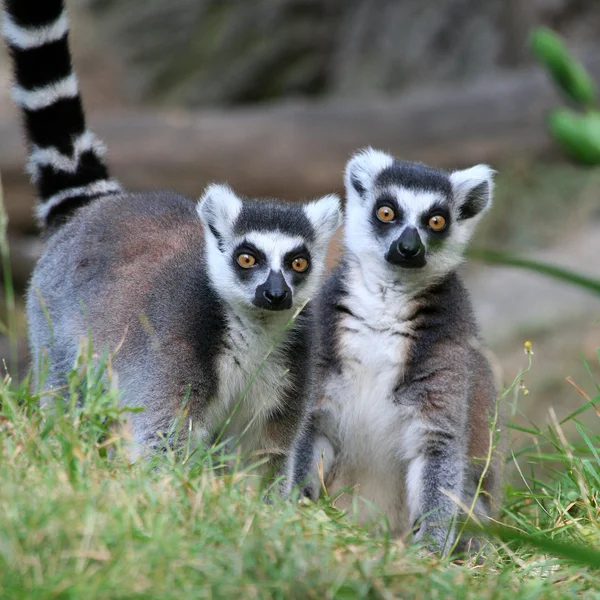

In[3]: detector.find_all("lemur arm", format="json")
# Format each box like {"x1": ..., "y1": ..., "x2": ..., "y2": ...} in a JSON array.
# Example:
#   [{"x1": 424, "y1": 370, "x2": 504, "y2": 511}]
[
  {"x1": 262, "y1": 376, "x2": 314, "y2": 498},
  {"x1": 406, "y1": 424, "x2": 467, "y2": 554},
  {"x1": 400, "y1": 359, "x2": 471, "y2": 555},
  {"x1": 293, "y1": 410, "x2": 337, "y2": 501}
]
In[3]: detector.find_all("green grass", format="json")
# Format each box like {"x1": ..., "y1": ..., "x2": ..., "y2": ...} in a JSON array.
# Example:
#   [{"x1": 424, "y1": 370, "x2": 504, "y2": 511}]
[
  {"x1": 2, "y1": 170, "x2": 600, "y2": 598},
  {"x1": 0, "y1": 343, "x2": 599, "y2": 599}
]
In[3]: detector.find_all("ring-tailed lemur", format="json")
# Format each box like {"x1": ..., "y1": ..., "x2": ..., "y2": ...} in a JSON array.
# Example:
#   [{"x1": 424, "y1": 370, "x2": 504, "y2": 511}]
[
  {"x1": 2, "y1": 0, "x2": 342, "y2": 494},
  {"x1": 297, "y1": 148, "x2": 502, "y2": 553}
]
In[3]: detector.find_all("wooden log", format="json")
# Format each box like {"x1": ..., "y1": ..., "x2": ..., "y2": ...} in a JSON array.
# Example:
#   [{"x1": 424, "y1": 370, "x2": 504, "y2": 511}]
[{"x1": 2, "y1": 57, "x2": 599, "y2": 231}]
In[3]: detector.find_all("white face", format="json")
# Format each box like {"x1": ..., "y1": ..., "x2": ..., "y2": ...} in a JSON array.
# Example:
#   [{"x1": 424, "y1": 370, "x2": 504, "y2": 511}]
[
  {"x1": 344, "y1": 148, "x2": 494, "y2": 284},
  {"x1": 197, "y1": 185, "x2": 341, "y2": 314}
]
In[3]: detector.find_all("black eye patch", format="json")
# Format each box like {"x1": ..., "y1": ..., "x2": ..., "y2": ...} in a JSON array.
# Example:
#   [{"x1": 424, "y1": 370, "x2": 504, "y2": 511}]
[
  {"x1": 283, "y1": 244, "x2": 310, "y2": 268},
  {"x1": 420, "y1": 203, "x2": 451, "y2": 238},
  {"x1": 232, "y1": 241, "x2": 267, "y2": 279},
  {"x1": 370, "y1": 193, "x2": 404, "y2": 232},
  {"x1": 283, "y1": 244, "x2": 312, "y2": 284}
]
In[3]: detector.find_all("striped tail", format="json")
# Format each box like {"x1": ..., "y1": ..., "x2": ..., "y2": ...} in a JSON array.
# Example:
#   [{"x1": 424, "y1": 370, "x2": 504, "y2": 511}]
[{"x1": 2, "y1": 0, "x2": 121, "y2": 232}]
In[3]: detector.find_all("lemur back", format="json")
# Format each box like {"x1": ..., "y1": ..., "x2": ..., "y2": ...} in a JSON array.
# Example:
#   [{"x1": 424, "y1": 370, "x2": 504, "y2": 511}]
[
  {"x1": 299, "y1": 149, "x2": 502, "y2": 553},
  {"x1": 3, "y1": 0, "x2": 342, "y2": 493}
]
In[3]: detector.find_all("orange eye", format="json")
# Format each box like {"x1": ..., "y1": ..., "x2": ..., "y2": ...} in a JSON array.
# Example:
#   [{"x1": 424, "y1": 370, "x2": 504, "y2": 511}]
[
  {"x1": 428, "y1": 215, "x2": 446, "y2": 231},
  {"x1": 376, "y1": 206, "x2": 395, "y2": 222},
  {"x1": 237, "y1": 253, "x2": 256, "y2": 268},
  {"x1": 291, "y1": 257, "x2": 309, "y2": 273}
]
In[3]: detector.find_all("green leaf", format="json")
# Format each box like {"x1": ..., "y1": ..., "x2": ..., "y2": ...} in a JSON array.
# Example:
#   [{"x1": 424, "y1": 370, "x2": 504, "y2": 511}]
[
  {"x1": 506, "y1": 423, "x2": 542, "y2": 435},
  {"x1": 530, "y1": 27, "x2": 597, "y2": 107},
  {"x1": 560, "y1": 396, "x2": 600, "y2": 424},
  {"x1": 548, "y1": 109, "x2": 600, "y2": 165}
]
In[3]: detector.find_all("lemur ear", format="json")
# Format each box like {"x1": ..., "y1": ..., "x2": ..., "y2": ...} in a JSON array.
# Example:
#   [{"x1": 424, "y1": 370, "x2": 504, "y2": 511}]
[
  {"x1": 344, "y1": 147, "x2": 394, "y2": 201},
  {"x1": 196, "y1": 184, "x2": 243, "y2": 233},
  {"x1": 450, "y1": 165, "x2": 495, "y2": 221},
  {"x1": 303, "y1": 194, "x2": 342, "y2": 242}
]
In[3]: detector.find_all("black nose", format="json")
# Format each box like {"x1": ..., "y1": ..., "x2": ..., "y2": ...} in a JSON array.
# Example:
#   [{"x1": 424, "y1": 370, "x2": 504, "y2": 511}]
[
  {"x1": 397, "y1": 227, "x2": 423, "y2": 258},
  {"x1": 398, "y1": 241, "x2": 420, "y2": 258},
  {"x1": 385, "y1": 227, "x2": 426, "y2": 268},
  {"x1": 253, "y1": 270, "x2": 293, "y2": 311},
  {"x1": 263, "y1": 289, "x2": 288, "y2": 306}
]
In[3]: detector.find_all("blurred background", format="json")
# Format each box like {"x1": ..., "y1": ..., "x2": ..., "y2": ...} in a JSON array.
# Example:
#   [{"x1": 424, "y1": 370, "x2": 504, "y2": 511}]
[{"x1": 0, "y1": 0, "x2": 599, "y2": 445}]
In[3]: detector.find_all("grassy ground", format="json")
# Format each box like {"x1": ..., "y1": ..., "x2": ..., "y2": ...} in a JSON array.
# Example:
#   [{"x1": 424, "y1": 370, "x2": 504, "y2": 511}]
[
  {"x1": 0, "y1": 342, "x2": 599, "y2": 600},
  {"x1": 1, "y1": 170, "x2": 600, "y2": 599}
]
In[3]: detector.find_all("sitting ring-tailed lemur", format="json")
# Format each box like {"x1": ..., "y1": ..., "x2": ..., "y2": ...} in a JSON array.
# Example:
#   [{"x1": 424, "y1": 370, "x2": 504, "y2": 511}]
[
  {"x1": 297, "y1": 148, "x2": 503, "y2": 553},
  {"x1": 2, "y1": 0, "x2": 342, "y2": 493}
]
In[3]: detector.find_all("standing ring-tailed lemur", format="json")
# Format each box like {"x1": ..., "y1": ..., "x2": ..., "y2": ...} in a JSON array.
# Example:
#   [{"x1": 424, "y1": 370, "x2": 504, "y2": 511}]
[
  {"x1": 297, "y1": 149, "x2": 503, "y2": 553},
  {"x1": 2, "y1": 0, "x2": 342, "y2": 494}
]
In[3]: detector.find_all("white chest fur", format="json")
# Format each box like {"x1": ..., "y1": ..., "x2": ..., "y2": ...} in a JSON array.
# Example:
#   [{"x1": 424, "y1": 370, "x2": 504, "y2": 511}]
[
  {"x1": 206, "y1": 310, "x2": 293, "y2": 453},
  {"x1": 326, "y1": 277, "x2": 419, "y2": 460},
  {"x1": 319, "y1": 264, "x2": 423, "y2": 532}
]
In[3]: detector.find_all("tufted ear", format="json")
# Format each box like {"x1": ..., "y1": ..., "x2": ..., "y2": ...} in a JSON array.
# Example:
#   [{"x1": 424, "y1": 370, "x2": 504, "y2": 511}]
[
  {"x1": 303, "y1": 194, "x2": 342, "y2": 243},
  {"x1": 344, "y1": 147, "x2": 394, "y2": 201},
  {"x1": 196, "y1": 184, "x2": 243, "y2": 236},
  {"x1": 450, "y1": 165, "x2": 495, "y2": 221}
]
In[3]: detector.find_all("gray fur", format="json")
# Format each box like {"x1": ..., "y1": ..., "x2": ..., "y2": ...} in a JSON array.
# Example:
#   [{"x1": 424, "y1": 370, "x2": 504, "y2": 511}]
[
  {"x1": 8, "y1": 2, "x2": 343, "y2": 496},
  {"x1": 28, "y1": 188, "x2": 341, "y2": 495},
  {"x1": 298, "y1": 148, "x2": 502, "y2": 554}
]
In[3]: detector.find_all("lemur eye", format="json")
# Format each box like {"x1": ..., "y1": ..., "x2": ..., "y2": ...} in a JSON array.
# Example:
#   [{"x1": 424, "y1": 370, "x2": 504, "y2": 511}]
[
  {"x1": 428, "y1": 215, "x2": 447, "y2": 231},
  {"x1": 376, "y1": 206, "x2": 395, "y2": 223},
  {"x1": 237, "y1": 253, "x2": 256, "y2": 268},
  {"x1": 291, "y1": 257, "x2": 309, "y2": 273}
]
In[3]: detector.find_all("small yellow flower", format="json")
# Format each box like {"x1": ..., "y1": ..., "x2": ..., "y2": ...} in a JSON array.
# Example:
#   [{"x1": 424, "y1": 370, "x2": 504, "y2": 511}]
[{"x1": 524, "y1": 340, "x2": 533, "y2": 355}]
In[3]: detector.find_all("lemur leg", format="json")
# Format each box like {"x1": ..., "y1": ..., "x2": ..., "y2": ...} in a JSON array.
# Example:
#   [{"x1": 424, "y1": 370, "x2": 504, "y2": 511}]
[
  {"x1": 306, "y1": 433, "x2": 336, "y2": 500},
  {"x1": 399, "y1": 356, "x2": 472, "y2": 555},
  {"x1": 260, "y1": 406, "x2": 310, "y2": 499},
  {"x1": 451, "y1": 462, "x2": 495, "y2": 556},
  {"x1": 405, "y1": 429, "x2": 467, "y2": 555},
  {"x1": 262, "y1": 450, "x2": 303, "y2": 499},
  {"x1": 294, "y1": 412, "x2": 337, "y2": 501}
]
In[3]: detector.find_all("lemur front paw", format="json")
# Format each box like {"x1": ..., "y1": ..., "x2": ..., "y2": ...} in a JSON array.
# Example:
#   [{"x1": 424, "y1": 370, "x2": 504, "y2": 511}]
[
  {"x1": 297, "y1": 482, "x2": 319, "y2": 503},
  {"x1": 412, "y1": 522, "x2": 455, "y2": 557}
]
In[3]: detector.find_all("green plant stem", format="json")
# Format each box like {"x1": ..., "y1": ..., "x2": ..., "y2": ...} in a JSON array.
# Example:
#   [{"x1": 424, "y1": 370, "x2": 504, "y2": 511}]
[
  {"x1": 468, "y1": 248, "x2": 600, "y2": 295},
  {"x1": 450, "y1": 349, "x2": 534, "y2": 555},
  {"x1": 0, "y1": 171, "x2": 18, "y2": 375},
  {"x1": 490, "y1": 524, "x2": 600, "y2": 568},
  {"x1": 214, "y1": 301, "x2": 308, "y2": 450}
]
